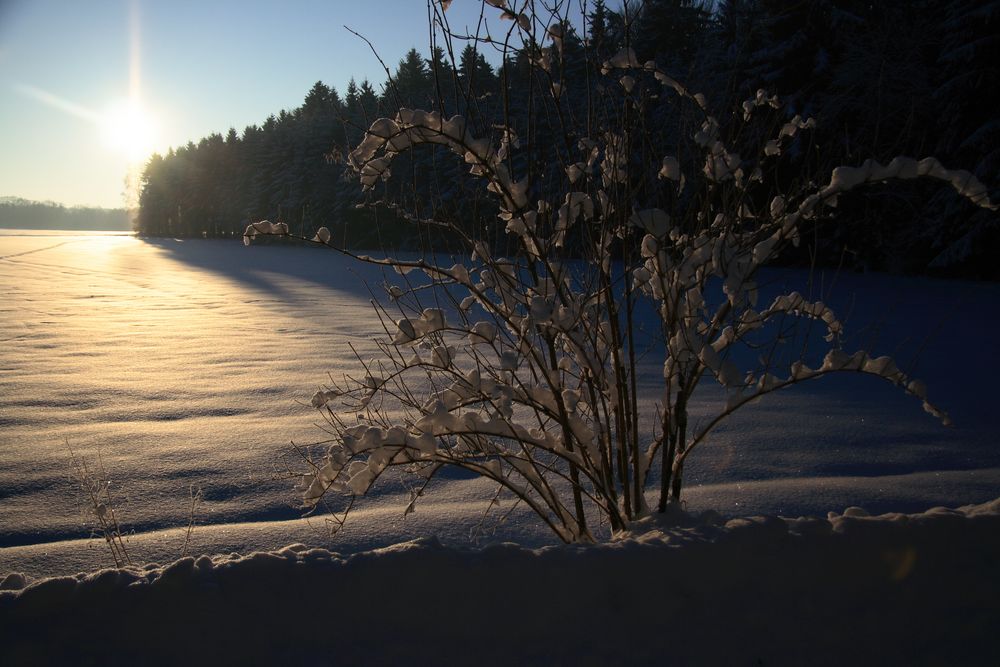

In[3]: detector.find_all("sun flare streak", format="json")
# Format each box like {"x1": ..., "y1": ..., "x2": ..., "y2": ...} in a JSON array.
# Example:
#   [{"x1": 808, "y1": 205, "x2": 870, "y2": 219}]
[
  {"x1": 13, "y1": 84, "x2": 102, "y2": 123},
  {"x1": 13, "y1": 2, "x2": 161, "y2": 166}
]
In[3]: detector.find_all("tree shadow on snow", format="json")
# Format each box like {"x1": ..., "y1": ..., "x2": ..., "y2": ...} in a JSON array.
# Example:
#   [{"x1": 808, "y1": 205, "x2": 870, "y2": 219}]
[{"x1": 141, "y1": 237, "x2": 409, "y2": 304}]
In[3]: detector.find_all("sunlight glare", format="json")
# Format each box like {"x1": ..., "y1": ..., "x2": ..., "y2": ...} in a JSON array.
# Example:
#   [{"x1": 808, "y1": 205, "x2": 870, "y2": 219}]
[{"x1": 101, "y1": 98, "x2": 159, "y2": 163}]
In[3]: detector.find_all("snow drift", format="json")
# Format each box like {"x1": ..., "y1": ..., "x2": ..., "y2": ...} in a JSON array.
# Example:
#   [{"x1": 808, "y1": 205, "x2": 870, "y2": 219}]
[{"x1": 2, "y1": 498, "x2": 998, "y2": 666}]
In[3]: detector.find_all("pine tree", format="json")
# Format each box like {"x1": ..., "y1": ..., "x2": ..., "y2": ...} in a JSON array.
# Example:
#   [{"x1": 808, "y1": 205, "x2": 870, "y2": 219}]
[
  {"x1": 922, "y1": 0, "x2": 1000, "y2": 274},
  {"x1": 358, "y1": 79, "x2": 380, "y2": 120},
  {"x1": 633, "y1": 0, "x2": 712, "y2": 73},
  {"x1": 458, "y1": 44, "x2": 498, "y2": 99},
  {"x1": 747, "y1": 0, "x2": 835, "y2": 115},
  {"x1": 588, "y1": 0, "x2": 614, "y2": 59},
  {"x1": 345, "y1": 78, "x2": 360, "y2": 116},
  {"x1": 934, "y1": 0, "x2": 1000, "y2": 170},
  {"x1": 301, "y1": 81, "x2": 333, "y2": 119},
  {"x1": 426, "y1": 45, "x2": 457, "y2": 114},
  {"x1": 390, "y1": 48, "x2": 433, "y2": 108},
  {"x1": 711, "y1": 0, "x2": 770, "y2": 104}
]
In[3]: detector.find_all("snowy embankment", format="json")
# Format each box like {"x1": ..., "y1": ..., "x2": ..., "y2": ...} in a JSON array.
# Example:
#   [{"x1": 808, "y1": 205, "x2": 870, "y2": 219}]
[{"x1": 2, "y1": 499, "x2": 999, "y2": 665}]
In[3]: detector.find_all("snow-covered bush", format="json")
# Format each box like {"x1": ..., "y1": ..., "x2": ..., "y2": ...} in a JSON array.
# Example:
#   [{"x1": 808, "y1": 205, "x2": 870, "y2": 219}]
[{"x1": 246, "y1": 1, "x2": 995, "y2": 543}]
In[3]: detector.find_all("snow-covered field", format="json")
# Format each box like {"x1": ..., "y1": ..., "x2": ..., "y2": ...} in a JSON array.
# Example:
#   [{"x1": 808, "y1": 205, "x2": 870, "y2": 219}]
[{"x1": 1, "y1": 230, "x2": 998, "y2": 663}]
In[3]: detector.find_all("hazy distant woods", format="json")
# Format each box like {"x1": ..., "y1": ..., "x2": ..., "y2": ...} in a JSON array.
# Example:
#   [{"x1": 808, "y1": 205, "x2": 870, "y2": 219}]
[
  {"x1": 136, "y1": 0, "x2": 999, "y2": 276},
  {"x1": 0, "y1": 198, "x2": 130, "y2": 231}
]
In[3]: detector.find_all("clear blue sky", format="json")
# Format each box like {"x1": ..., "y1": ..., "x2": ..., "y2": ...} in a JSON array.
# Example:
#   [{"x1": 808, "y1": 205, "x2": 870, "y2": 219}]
[{"x1": 0, "y1": 0, "x2": 575, "y2": 209}]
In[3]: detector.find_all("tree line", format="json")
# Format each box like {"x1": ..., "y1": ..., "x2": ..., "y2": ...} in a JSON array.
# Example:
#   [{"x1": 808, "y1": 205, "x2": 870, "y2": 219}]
[
  {"x1": 136, "y1": 0, "x2": 999, "y2": 276},
  {"x1": 0, "y1": 197, "x2": 130, "y2": 231}
]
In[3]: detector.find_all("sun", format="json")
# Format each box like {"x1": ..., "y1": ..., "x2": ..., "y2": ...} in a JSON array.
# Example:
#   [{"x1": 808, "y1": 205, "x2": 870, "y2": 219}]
[{"x1": 101, "y1": 98, "x2": 159, "y2": 163}]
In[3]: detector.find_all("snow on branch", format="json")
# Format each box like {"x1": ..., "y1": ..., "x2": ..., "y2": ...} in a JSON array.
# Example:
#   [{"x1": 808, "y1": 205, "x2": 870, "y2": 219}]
[{"x1": 240, "y1": 0, "x2": 997, "y2": 543}]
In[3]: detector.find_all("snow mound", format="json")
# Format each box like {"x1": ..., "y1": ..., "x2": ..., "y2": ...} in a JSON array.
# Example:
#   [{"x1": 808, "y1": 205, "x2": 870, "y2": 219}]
[{"x1": 2, "y1": 499, "x2": 998, "y2": 665}]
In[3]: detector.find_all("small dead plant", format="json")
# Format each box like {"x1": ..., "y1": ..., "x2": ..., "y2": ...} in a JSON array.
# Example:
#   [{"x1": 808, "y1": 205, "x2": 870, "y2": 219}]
[{"x1": 68, "y1": 443, "x2": 132, "y2": 567}]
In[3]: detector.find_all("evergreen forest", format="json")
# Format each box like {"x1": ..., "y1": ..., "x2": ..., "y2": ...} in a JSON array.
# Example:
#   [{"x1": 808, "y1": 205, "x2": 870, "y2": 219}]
[{"x1": 135, "y1": 0, "x2": 999, "y2": 277}]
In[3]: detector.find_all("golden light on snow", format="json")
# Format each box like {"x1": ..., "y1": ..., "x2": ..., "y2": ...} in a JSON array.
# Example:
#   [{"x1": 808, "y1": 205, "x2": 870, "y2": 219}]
[{"x1": 101, "y1": 98, "x2": 159, "y2": 162}]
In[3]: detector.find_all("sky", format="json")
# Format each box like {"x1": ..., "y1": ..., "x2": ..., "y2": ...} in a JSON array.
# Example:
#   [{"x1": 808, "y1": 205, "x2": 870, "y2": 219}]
[{"x1": 0, "y1": 0, "x2": 551, "y2": 209}]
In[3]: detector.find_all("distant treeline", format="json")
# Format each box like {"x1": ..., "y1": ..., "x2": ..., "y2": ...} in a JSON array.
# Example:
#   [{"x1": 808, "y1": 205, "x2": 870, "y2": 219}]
[
  {"x1": 0, "y1": 198, "x2": 131, "y2": 231},
  {"x1": 136, "y1": 0, "x2": 999, "y2": 277}
]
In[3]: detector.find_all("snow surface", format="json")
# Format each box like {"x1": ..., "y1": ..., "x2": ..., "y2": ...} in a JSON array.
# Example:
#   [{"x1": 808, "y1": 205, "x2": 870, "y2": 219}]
[{"x1": 0, "y1": 230, "x2": 998, "y2": 662}]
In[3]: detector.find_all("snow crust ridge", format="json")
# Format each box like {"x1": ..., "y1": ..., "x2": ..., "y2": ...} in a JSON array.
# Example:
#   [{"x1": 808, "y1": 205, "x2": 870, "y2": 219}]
[{"x1": 1, "y1": 498, "x2": 998, "y2": 665}]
